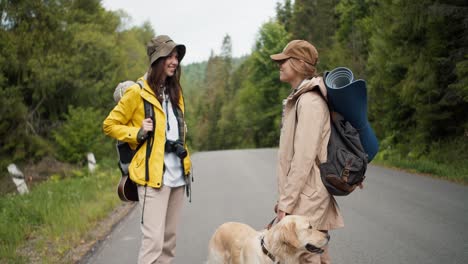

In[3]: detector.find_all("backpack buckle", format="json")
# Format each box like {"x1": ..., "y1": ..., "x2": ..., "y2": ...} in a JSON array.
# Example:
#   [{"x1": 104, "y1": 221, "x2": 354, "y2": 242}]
[{"x1": 341, "y1": 169, "x2": 350, "y2": 183}]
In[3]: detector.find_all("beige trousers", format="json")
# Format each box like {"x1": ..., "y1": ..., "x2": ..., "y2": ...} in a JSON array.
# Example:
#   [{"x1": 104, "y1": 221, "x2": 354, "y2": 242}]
[{"x1": 137, "y1": 185, "x2": 184, "y2": 264}]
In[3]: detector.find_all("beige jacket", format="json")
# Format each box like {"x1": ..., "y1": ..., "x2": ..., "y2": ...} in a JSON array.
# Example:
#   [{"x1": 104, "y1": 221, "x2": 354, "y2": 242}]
[{"x1": 277, "y1": 77, "x2": 344, "y2": 230}]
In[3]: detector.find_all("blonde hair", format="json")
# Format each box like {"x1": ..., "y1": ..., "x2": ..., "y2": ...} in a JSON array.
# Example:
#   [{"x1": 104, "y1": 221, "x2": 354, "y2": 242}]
[{"x1": 288, "y1": 58, "x2": 317, "y2": 79}]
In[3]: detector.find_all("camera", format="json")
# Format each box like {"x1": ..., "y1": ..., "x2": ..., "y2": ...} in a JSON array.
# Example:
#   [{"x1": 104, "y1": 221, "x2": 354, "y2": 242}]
[{"x1": 165, "y1": 140, "x2": 187, "y2": 159}]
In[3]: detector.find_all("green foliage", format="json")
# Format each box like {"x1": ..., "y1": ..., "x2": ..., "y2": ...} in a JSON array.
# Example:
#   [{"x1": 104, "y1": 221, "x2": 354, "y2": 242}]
[
  {"x1": 186, "y1": 35, "x2": 234, "y2": 150},
  {"x1": 448, "y1": 56, "x2": 468, "y2": 102},
  {"x1": 185, "y1": 22, "x2": 291, "y2": 150},
  {"x1": 0, "y1": 0, "x2": 151, "y2": 177},
  {"x1": 1, "y1": 0, "x2": 467, "y2": 187},
  {"x1": 367, "y1": 0, "x2": 468, "y2": 154},
  {"x1": 329, "y1": 0, "x2": 376, "y2": 76},
  {"x1": 0, "y1": 164, "x2": 120, "y2": 263},
  {"x1": 53, "y1": 106, "x2": 111, "y2": 164},
  {"x1": 113, "y1": 22, "x2": 154, "y2": 85},
  {"x1": 233, "y1": 21, "x2": 291, "y2": 147},
  {"x1": 374, "y1": 136, "x2": 468, "y2": 184},
  {"x1": 181, "y1": 61, "x2": 208, "y2": 97},
  {"x1": 276, "y1": 0, "x2": 293, "y2": 32},
  {"x1": 182, "y1": 0, "x2": 467, "y2": 181},
  {"x1": 289, "y1": 0, "x2": 340, "y2": 70},
  {"x1": 0, "y1": 87, "x2": 50, "y2": 170}
]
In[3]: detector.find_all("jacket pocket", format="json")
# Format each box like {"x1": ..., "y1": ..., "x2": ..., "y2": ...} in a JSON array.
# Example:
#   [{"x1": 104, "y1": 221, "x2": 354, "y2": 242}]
[
  {"x1": 133, "y1": 151, "x2": 144, "y2": 168},
  {"x1": 301, "y1": 183, "x2": 317, "y2": 198}
]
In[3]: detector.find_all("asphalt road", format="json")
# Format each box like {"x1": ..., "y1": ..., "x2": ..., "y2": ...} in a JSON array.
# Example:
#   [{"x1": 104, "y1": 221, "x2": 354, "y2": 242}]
[{"x1": 84, "y1": 148, "x2": 468, "y2": 264}]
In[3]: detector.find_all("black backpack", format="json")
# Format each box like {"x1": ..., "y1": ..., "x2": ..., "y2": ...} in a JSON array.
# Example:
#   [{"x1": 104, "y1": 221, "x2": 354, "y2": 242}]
[
  {"x1": 115, "y1": 81, "x2": 154, "y2": 201},
  {"x1": 315, "y1": 91, "x2": 368, "y2": 196}
]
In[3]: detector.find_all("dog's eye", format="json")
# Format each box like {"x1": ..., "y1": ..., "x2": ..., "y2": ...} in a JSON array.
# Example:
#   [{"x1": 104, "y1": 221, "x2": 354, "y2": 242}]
[{"x1": 308, "y1": 225, "x2": 312, "y2": 229}]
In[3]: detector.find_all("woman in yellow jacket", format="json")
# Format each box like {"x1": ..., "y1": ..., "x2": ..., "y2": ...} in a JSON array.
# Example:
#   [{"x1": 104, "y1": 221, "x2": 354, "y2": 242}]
[{"x1": 103, "y1": 35, "x2": 192, "y2": 264}]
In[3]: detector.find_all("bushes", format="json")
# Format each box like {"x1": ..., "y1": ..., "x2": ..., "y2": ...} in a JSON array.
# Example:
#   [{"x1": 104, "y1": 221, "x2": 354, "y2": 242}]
[
  {"x1": 0, "y1": 87, "x2": 51, "y2": 169},
  {"x1": 52, "y1": 106, "x2": 113, "y2": 164},
  {"x1": 374, "y1": 136, "x2": 468, "y2": 184},
  {"x1": 0, "y1": 87, "x2": 52, "y2": 195},
  {"x1": 0, "y1": 0, "x2": 152, "y2": 180}
]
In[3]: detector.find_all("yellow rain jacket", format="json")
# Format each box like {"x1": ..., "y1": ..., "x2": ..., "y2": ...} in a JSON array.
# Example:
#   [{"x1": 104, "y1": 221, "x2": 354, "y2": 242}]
[{"x1": 103, "y1": 77, "x2": 192, "y2": 188}]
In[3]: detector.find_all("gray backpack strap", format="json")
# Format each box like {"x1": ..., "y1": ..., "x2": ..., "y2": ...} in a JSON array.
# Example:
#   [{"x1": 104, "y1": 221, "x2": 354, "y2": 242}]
[{"x1": 172, "y1": 106, "x2": 185, "y2": 143}]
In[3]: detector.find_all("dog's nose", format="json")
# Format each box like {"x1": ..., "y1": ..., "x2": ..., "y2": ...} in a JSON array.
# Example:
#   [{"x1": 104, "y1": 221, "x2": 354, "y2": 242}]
[{"x1": 326, "y1": 233, "x2": 331, "y2": 241}]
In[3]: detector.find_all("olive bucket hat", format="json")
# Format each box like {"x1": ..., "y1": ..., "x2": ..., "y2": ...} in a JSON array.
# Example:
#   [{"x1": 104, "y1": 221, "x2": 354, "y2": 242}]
[{"x1": 147, "y1": 35, "x2": 186, "y2": 66}]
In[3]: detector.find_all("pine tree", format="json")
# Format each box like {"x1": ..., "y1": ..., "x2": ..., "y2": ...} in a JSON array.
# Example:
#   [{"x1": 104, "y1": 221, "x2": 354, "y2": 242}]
[
  {"x1": 233, "y1": 21, "x2": 291, "y2": 147},
  {"x1": 329, "y1": 0, "x2": 376, "y2": 77},
  {"x1": 0, "y1": 0, "x2": 152, "y2": 168},
  {"x1": 276, "y1": 0, "x2": 293, "y2": 32},
  {"x1": 290, "y1": 0, "x2": 340, "y2": 71},
  {"x1": 190, "y1": 35, "x2": 233, "y2": 150},
  {"x1": 367, "y1": 0, "x2": 468, "y2": 156}
]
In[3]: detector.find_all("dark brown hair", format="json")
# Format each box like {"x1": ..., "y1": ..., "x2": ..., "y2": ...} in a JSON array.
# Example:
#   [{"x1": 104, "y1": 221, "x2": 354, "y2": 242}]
[{"x1": 147, "y1": 55, "x2": 182, "y2": 108}]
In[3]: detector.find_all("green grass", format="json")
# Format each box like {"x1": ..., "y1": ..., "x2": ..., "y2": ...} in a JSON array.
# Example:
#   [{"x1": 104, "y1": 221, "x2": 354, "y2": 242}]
[
  {"x1": 373, "y1": 155, "x2": 468, "y2": 184},
  {"x1": 0, "y1": 143, "x2": 465, "y2": 263},
  {"x1": 0, "y1": 162, "x2": 121, "y2": 263},
  {"x1": 373, "y1": 148, "x2": 468, "y2": 185},
  {"x1": 372, "y1": 136, "x2": 468, "y2": 184}
]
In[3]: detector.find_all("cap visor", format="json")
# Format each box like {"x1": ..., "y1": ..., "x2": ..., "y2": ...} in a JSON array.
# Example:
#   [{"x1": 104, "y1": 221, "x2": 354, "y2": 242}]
[{"x1": 270, "y1": 53, "x2": 290, "y2": 61}]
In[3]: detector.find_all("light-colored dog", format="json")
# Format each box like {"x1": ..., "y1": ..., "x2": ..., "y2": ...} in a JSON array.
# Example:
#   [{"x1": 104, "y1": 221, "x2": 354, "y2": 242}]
[{"x1": 206, "y1": 215, "x2": 329, "y2": 264}]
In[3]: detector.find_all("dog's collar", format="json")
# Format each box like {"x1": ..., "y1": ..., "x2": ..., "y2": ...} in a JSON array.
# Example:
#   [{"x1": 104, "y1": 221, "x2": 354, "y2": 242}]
[{"x1": 261, "y1": 237, "x2": 277, "y2": 263}]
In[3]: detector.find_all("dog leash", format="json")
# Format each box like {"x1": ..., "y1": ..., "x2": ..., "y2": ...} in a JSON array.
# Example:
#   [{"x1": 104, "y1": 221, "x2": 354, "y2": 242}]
[
  {"x1": 266, "y1": 216, "x2": 277, "y2": 230},
  {"x1": 263, "y1": 216, "x2": 281, "y2": 263},
  {"x1": 261, "y1": 236, "x2": 278, "y2": 263}
]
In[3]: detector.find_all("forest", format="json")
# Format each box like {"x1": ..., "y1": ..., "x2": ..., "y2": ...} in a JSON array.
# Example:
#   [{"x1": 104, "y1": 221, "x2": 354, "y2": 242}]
[
  {"x1": 182, "y1": 0, "x2": 468, "y2": 181},
  {"x1": 1, "y1": 0, "x2": 467, "y2": 193}
]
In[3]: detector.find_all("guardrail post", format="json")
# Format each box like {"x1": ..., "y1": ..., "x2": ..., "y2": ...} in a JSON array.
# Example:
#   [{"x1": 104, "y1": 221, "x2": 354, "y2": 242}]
[{"x1": 7, "y1": 164, "x2": 29, "y2": 195}]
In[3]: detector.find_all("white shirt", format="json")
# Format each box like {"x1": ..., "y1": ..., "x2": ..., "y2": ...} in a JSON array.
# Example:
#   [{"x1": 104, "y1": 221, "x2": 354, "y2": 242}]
[{"x1": 162, "y1": 93, "x2": 185, "y2": 187}]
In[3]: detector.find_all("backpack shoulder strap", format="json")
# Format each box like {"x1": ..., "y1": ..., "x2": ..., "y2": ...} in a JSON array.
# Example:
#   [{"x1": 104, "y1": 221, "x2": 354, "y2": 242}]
[
  {"x1": 297, "y1": 87, "x2": 332, "y2": 166},
  {"x1": 312, "y1": 86, "x2": 333, "y2": 112},
  {"x1": 136, "y1": 81, "x2": 154, "y2": 119},
  {"x1": 136, "y1": 80, "x2": 154, "y2": 183}
]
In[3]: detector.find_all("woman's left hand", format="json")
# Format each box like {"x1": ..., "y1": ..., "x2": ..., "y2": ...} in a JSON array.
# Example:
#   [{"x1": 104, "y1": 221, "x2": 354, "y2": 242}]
[{"x1": 141, "y1": 118, "x2": 154, "y2": 134}]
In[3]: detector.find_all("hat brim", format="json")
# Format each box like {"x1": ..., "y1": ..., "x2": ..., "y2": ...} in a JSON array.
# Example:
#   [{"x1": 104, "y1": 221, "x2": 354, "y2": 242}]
[
  {"x1": 270, "y1": 53, "x2": 290, "y2": 61},
  {"x1": 175, "y1": 44, "x2": 186, "y2": 62},
  {"x1": 325, "y1": 68, "x2": 379, "y2": 161},
  {"x1": 149, "y1": 43, "x2": 186, "y2": 66}
]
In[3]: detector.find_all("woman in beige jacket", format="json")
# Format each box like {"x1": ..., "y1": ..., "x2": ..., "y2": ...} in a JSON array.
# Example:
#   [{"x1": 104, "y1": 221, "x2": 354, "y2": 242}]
[{"x1": 271, "y1": 40, "x2": 344, "y2": 264}]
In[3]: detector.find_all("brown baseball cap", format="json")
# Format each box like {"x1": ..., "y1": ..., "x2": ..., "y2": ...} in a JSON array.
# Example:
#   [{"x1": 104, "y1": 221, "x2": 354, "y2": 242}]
[
  {"x1": 147, "y1": 35, "x2": 186, "y2": 66},
  {"x1": 270, "y1": 40, "x2": 318, "y2": 66}
]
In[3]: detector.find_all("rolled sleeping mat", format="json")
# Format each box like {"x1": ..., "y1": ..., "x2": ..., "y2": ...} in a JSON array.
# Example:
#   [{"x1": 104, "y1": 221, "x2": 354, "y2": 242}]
[
  {"x1": 324, "y1": 67, "x2": 379, "y2": 161},
  {"x1": 113, "y1": 80, "x2": 137, "y2": 103}
]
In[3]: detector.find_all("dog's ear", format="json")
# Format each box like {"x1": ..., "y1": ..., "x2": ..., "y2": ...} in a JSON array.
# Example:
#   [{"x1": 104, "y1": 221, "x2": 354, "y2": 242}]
[{"x1": 280, "y1": 220, "x2": 301, "y2": 248}]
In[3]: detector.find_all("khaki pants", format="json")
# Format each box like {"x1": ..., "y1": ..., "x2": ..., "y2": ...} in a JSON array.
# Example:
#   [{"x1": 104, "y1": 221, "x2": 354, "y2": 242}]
[
  {"x1": 299, "y1": 245, "x2": 331, "y2": 263},
  {"x1": 137, "y1": 185, "x2": 184, "y2": 264}
]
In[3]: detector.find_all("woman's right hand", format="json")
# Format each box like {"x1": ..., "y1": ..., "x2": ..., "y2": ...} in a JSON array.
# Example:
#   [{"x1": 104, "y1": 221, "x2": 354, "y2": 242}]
[
  {"x1": 141, "y1": 118, "x2": 154, "y2": 135},
  {"x1": 277, "y1": 209, "x2": 287, "y2": 222}
]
